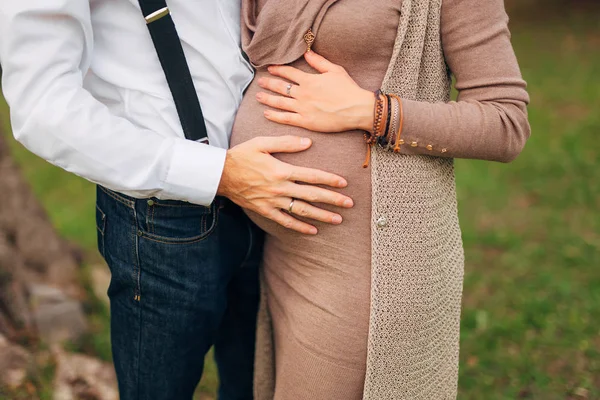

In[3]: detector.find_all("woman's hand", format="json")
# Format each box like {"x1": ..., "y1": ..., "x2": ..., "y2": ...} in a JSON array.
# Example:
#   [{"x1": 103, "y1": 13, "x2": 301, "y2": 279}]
[{"x1": 256, "y1": 51, "x2": 375, "y2": 133}]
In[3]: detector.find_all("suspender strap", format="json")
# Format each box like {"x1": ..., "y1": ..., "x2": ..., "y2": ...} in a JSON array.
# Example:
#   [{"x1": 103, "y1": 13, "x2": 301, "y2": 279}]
[{"x1": 138, "y1": 0, "x2": 209, "y2": 143}]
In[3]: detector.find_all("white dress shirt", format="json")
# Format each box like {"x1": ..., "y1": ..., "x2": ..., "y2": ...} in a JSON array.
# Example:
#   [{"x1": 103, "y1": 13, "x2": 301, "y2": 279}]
[{"x1": 0, "y1": 0, "x2": 253, "y2": 206}]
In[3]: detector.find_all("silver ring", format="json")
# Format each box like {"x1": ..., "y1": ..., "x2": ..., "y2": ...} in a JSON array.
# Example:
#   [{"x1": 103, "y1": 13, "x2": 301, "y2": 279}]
[
  {"x1": 288, "y1": 199, "x2": 296, "y2": 213},
  {"x1": 286, "y1": 83, "x2": 293, "y2": 97}
]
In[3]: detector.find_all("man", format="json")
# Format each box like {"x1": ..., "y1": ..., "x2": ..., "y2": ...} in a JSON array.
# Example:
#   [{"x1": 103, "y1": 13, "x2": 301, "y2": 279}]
[{"x1": 0, "y1": 1, "x2": 353, "y2": 399}]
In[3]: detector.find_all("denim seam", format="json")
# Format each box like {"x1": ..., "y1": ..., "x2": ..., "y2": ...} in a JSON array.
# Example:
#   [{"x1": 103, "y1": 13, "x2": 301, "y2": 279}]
[
  {"x1": 131, "y1": 206, "x2": 141, "y2": 301},
  {"x1": 151, "y1": 202, "x2": 209, "y2": 209},
  {"x1": 96, "y1": 227, "x2": 105, "y2": 258},
  {"x1": 144, "y1": 207, "x2": 149, "y2": 233},
  {"x1": 99, "y1": 186, "x2": 135, "y2": 207},
  {"x1": 150, "y1": 205, "x2": 155, "y2": 234},
  {"x1": 95, "y1": 204, "x2": 106, "y2": 258},
  {"x1": 139, "y1": 208, "x2": 219, "y2": 245},
  {"x1": 135, "y1": 306, "x2": 142, "y2": 400},
  {"x1": 96, "y1": 205, "x2": 106, "y2": 234},
  {"x1": 131, "y1": 195, "x2": 142, "y2": 398}
]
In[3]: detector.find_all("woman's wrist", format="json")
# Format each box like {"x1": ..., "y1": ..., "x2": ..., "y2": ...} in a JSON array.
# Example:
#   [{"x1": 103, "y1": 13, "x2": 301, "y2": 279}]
[{"x1": 350, "y1": 88, "x2": 376, "y2": 132}]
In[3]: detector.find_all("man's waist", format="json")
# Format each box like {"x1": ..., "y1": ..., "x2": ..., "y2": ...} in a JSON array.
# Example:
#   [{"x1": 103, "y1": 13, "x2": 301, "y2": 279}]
[{"x1": 98, "y1": 185, "x2": 236, "y2": 211}]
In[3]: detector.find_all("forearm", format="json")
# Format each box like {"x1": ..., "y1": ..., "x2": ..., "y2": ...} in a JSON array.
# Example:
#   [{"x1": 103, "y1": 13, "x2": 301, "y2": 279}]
[
  {"x1": 352, "y1": 0, "x2": 531, "y2": 162},
  {"x1": 353, "y1": 96, "x2": 529, "y2": 163},
  {"x1": 394, "y1": 98, "x2": 529, "y2": 162}
]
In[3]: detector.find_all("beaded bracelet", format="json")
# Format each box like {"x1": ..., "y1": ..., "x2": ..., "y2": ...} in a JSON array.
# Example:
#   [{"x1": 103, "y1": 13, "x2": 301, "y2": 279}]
[
  {"x1": 363, "y1": 90, "x2": 388, "y2": 168},
  {"x1": 371, "y1": 90, "x2": 384, "y2": 142}
]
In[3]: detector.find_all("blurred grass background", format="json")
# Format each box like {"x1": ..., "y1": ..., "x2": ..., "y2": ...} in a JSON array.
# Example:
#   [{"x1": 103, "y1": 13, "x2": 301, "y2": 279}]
[{"x1": 1, "y1": 1, "x2": 598, "y2": 399}]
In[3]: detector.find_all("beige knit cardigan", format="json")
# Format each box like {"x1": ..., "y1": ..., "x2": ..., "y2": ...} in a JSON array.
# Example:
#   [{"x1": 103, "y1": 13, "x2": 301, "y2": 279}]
[{"x1": 254, "y1": 0, "x2": 463, "y2": 398}]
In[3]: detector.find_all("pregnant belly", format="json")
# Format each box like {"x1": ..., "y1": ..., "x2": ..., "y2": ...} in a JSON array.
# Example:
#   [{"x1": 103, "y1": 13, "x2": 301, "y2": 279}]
[
  {"x1": 230, "y1": 72, "x2": 371, "y2": 240},
  {"x1": 233, "y1": 73, "x2": 373, "y2": 361}
]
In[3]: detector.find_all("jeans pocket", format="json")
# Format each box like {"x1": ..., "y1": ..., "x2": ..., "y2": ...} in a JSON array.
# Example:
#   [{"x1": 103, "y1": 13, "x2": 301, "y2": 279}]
[
  {"x1": 96, "y1": 204, "x2": 107, "y2": 258},
  {"x1": 142, "y1": 200, "x2": 220, "y2": 245}
]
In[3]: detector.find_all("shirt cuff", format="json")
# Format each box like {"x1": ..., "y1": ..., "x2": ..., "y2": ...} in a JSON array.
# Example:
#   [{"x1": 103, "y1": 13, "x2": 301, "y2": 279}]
[{"x1": 162, "y1": 138, "x2": 227, "y2": 206}]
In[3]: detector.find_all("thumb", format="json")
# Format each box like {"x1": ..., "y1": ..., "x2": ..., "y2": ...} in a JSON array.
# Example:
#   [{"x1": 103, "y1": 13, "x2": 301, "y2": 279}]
[
  {"x1": 250, "y1": 135, "x2": 312, "y2": 154},
  {"x1": 304, "y1": 51, "x2": 337, "y2": 73}
]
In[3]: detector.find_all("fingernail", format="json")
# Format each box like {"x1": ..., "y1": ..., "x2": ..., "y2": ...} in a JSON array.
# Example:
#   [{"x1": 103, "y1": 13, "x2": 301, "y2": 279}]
[
  {"x1": 309, "y1": 227, "x2": 318, "y2": 235},
  {"x1": 256, "y1": 93, "x2": 263, "y2": 100},
  {"x1": 343, "y1": 199, "x2": 354, "y2": 207},
  {"x1": 338, "y1": 179, "x2": 348, "y2": 187},
  {"x1": 264, "y1": 110, "x2": 271, "y2": 117},
  {"x1": 268, "y1": 66, "x2": 274, "y2": 73},
  {"x1": 257, "y1": 78, "x2": 265, "y2": 86},
  {"x1": 300, "y1": 138, "x2": 311, "y2": 146},
  {"x1": 332, "y1": 215, "x2": 342, "y2": 224}
]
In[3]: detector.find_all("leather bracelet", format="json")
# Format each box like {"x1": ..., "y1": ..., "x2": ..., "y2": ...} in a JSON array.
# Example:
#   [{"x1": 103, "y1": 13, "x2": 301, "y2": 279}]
[
  {"x1": 384, "y1": 96, "x2": 400, "y2": 149},
  {"x1": 380, "y1": 94, "x2": 392, "y2": 139},
  {"x1": 373, "y1": 94, "x2": 389, "y2": 142},
  {"x1": 386, "y1": 94, "x2": 400, "y2": 150},
  {"x1": 392, "y1": 95, "x2": 404, "y2": 153},
  {"x1": 364, "y1": 91, "x2": 386, "y2": 167}
]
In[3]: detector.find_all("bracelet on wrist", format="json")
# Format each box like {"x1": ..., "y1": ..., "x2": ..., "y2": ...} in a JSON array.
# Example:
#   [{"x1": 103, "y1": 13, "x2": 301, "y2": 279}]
[
  {"x1": 363, "y1": 90, "x2": 405, "y2": 167},
  {"x1": 363, "y1": 90, "x2": 386, "y2": 168}
]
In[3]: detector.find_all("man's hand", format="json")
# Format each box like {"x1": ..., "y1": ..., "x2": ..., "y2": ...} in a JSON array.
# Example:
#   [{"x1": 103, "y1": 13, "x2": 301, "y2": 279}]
[{"x1": 217, "y1": 136, "x2": 354, "y2": 235}]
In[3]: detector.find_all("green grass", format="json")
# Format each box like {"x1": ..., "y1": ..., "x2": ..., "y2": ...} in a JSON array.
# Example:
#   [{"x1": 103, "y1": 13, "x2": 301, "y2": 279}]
[
  {"x1": 1, "y1": 3, "x2": 598, "y2": 399},
  {"x1": 455, "y1": 6, "x2": 600, "y2": 399}
]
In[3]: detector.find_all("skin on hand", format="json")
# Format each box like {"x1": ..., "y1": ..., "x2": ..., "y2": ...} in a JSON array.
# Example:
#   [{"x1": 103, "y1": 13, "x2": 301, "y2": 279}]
[
  {"x1": 217, "y1": 135, "x2": 354, "y2": 235},
  {"x1": 255, "y1": 51, "x2": 375, "y2": 133}
]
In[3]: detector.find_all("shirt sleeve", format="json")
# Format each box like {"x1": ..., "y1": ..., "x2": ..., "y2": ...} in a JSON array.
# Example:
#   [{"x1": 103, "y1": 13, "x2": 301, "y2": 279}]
[
  {"x1": 395, "y1": 0, "x2": 531, "y2": 163},
  {"x1": 0, "y1": 0, "x2": 226, "y2": 206}
]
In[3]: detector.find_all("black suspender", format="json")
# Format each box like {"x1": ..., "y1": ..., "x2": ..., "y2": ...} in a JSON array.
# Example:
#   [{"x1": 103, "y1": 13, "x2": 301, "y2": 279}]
[{"x1": 137, "y1": 0, "x2": 209, "y2": 143}]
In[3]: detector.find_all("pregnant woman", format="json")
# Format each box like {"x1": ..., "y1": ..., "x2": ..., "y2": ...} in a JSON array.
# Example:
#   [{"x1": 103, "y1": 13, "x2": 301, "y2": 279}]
[{"x1": 230, "y1": 0, "x2": 530, "y2": 398}]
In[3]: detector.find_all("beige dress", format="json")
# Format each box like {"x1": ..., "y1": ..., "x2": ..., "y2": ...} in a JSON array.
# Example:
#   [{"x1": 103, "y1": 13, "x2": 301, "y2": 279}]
[
  {"x1": 232, "y1": 0, "x2": 530, "y2": 398},
  {"x1": 231, "y1": 1, "x2": 401, "y2": 398}
]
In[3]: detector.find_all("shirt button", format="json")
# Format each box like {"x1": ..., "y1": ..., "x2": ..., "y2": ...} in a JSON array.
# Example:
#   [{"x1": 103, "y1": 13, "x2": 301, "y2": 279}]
[
  {"x1": 426, "y1": 145, "x2": 433, "y2": 151},
  {"x1": 147, "y1": 199, "x2": 155, "y2": 206},
  {"x1": 441, "y1": 148, "x2": 447, "y2": 153},
  {"x1": 376, "y1": 217, "x2": 388, "y2": 228},
  {"x1": 410, "y1": 141, "x2": 418, "y2": 147}
]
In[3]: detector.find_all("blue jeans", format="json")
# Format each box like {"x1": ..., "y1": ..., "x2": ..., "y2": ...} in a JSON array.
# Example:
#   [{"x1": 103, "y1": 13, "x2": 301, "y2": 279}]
[{"x1": 95, "y1": 186, "x2": 263, "y2": 400}]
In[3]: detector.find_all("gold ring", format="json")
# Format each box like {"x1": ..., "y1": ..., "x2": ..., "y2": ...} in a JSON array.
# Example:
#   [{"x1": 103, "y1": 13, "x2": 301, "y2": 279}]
[
  {"x1": 288, "y1": 199, "x2": 296, "y2": 213},
  {"x1": 286, "y1": 84, "x2": 293, "y2": 97}
]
